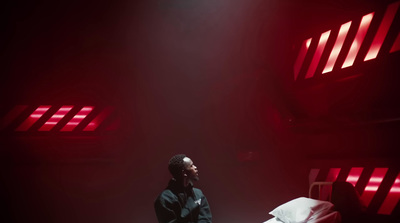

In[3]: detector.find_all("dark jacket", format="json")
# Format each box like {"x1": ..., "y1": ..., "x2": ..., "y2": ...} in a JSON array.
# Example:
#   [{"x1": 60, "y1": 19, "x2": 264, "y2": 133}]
[{"x1": 154, "y1": 179, "x2": 212, "y2": 223}]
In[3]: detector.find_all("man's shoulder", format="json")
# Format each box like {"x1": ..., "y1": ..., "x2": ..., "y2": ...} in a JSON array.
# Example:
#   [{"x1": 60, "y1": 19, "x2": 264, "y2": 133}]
[
  {"x1": 192, "y1": 187, "x2": 205, "y2": 196},
  {"x1": 156, "y1": 188, "x2": 178, "y2": 201}
]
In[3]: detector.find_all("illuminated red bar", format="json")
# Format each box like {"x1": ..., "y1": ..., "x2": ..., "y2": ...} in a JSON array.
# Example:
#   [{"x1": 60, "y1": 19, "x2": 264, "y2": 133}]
[
  {"x1": 294, "y1": 38, "x2": 312, "y2": 80},
  {"x1": 15, "y1": 106, "x2": 51, "y2": 131},
  {"x1": 38, "y1": 106, "x2": 73, "y2": 131},
  {"x1": 319, "y1": 168, "x2": 341, "y2": 200},
  {"x1": 323, "y1": 21, "x2": 352, "y2": 74},
  {"x1": 365, "y1": 2, "x2": 400, "y2": 61},
  {"x1": 305, "y1": 30, "x2": 331, "y2": 79},
  {"x1": 60, "y1": 106, "x2": 93, "y2": 132},
  {"x1": 309, "y1": 168, "x2": 320, "y2": 185},
  {"x1": 390, "y1": 32, "x2": 400, "y2": 53},
  {"x1": 83, "y1": 106, "x2": 114, "y2": 131},
  {"x1": 346, "y1": 167, "x2": 364, "y2": 187},
  {"x1": 326, "y1": 168, "x2": 341, "y2": 182},
  {"x1": 360, "y1": 168, "x2": 388, "y2": 207},
  {"x1": 342, "y1": 12, "x2": 374, "y2": 68},
  {"x1": 1, "y1": 105, "x2": 28, "y2": 130},
  {"x1": 378, "y1": 173, "x2": 400, "y2": 215}
]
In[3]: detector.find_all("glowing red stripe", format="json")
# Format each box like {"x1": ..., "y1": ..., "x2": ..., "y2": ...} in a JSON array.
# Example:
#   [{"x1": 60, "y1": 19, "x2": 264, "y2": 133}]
[
  {"x1": 360, "y1": 168, "x2": 388, "y2": 207},
  {"x1": 346, "y1": 167, "x2": 364, "y2": 187},
  {"x1": 323, "y1": 21, "x2": 352, "y2": 74},
  {"x1": 294, "y1": 38, "x2": 312, "y2": 80},
  {"x1": 83, "y1": 107, "x2": 114, "y2": 131},
  {"x1": 325, "y1": 168, "x2": 341, "y2": 182},
  {"x1": 318, "y1": 168, "x2": 341, "y2": 200},
  {"x1": 15, "y1": 106, "x2": 51, "y2": 131},
  {"x1": 38, "y1": 106, "x2": 73, "y2": 131},
  {"x1": 378, "y1": 173, "x2": 400, "y2": 215},
  {"x1": 305, "y1": 31, "x2": 331, "y2": 79},
  {"x1": 390, "y1": 32, "x2": 400, "y2": 53},
  {"x1": 308, "y1": 168, "x2": 320, "y2": 185},
  {"x1": 1, "y1": 105, "x2": 28, "y2": 130},
  {"x1": 365, "y1": 2, "x2": 400, "y2": 61},
  {"x1": 342, "y1": 13, "x2": 374, "y2": 68},
  {"x1": 60, "y1": 106, "x2": 93, "y2": 132}
]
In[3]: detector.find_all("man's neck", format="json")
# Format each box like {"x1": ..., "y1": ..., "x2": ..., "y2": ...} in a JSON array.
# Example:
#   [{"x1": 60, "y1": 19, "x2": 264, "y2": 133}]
[{"x1": 183, "y1": 178, "x2": 193, "y2": 188}]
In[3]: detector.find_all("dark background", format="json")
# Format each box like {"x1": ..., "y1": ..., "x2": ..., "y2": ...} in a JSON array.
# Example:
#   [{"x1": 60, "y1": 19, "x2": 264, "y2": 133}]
[{"x1": 0, "y1": 0, "x2": 399, "y2": 222}]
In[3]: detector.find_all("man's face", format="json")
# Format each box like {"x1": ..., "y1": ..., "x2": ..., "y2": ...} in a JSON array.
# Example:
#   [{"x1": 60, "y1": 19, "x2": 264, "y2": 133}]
[{"x1": 183, "y1": 157, "x2": 199, "y2": 181}]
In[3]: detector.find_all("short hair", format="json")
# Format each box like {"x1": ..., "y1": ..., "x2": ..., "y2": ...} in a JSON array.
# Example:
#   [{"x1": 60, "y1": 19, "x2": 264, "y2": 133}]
[{"x1": 168, "y1": 154, "x2": 186, "y2": 179}]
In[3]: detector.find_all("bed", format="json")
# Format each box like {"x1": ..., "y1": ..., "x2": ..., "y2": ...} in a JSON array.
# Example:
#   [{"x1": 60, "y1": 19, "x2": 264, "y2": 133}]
[{"x1": 263, "y1": 181, "x2": 397, "y2": 223}]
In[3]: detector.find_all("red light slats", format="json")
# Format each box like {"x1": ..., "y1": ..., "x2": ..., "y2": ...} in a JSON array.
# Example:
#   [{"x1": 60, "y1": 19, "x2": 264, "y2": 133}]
[
  {"x1": 294, "y1": 38, "x2": 312, "y2": 80},
  {"x1": 305, "y1": 31, "x2": 331, "y2": 79},
  {"x1": 83, "y1": 106, "x2": 114, "y2": 131},
  {"x1": 378, "y1": 173, "x2": 400, "y2": 215},
  {"x1": 325, "y1": 168, "x2": 341, "y2": 182},
  {"x1": 1, "y1": 105, "x2": 28, "y2": 130},
  {"x1": 318, "y1": 168, "x2": 341, "y2": 201},
  {"x1": 38, "y1": 106, "x2": 73, "y2": 131},
  {"x1": 360, "y1": 167, "x2": 388, "y2": 207},
  {"x1": 365, "y1": 2, "x2": 400, "y2": 61},
  {"x1": 346, "y1": 167, "x2": 364, "y2": 187},
  {"x1": 323, "y1": 21, "x2": 352, "y2": 74},
  {"x1": 390, "y1": 32, "x2": 400, "y2": 53},
  {"x1": 60, "y1": 106, "x2": 93, "y2": 132},
  {"x1": 15, "y1": 106, "x2": 51, "y2": 131},
  {"x1": 342, "y1": 12, "x2": 374, "y2": 68},
  {"x1": 309, "y1": 168, "x2": 320, "y2": 185}
]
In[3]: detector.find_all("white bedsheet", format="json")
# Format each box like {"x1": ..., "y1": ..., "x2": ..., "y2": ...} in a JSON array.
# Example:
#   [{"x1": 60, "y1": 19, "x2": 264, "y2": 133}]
[{"x1": 263, "y1": 211, "x2": 341, "y2": 223}]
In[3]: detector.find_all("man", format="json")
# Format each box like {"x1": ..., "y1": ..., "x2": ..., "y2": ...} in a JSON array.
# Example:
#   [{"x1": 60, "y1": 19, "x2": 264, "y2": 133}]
[{"x1": 154, "y1": 154, "x2": 212, "y2": 223}]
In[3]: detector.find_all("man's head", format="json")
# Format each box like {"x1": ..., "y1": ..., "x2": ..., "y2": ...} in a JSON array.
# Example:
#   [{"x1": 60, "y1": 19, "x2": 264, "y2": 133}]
[{"x1": 168, "y1": 154, "x2": 199, "y2": 182}]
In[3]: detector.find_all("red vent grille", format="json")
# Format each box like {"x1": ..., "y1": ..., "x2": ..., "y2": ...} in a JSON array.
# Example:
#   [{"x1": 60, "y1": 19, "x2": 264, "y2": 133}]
[
  {"x1": 1, "y1": 105, "x2": 118, "y2": 132},
  {"x1": 309, "y1": 167, "x2": 400, "y2": 215},
  {"x1": 294, "y1": 1, "x2": 400, "y2": 81}
]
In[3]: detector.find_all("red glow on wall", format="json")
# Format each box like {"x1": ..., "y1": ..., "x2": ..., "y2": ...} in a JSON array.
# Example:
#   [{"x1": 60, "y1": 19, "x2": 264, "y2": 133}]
[
  {"x1": 365, "y1": 2, "x2": 399, "y2": 61},
  {"x1": 60, "y1": 106, "x2": 93, "y2": 132},
  {"x1": 83, "y1": 107, "x2": 114, "y2": 131},
  {"x1": 378, "y1": 173, "x2": 400, "y2": 215},
  {"x1": 38, "y1": 106, "x2": 73, "y2": 131},
  {"x1": 16, "y1": 106, "x2": 51, "y2": 131},
  {"x1": 294, "y1": 38, "x2": 312, "y2": 80},
  {"x1": 305, "y1": 31, "x2": 331, "y2": 79},
  {"x1": 309, "y1": 168, "x2": 320, "y2": 185},
  {"x1": 342, "y1": 12, "x2": 374, "y2": 68},
  {"x1": 390, "y1": 32, "x2": 400, "y2": 53},
  {"x1": 346, "y1": 167, "x2": 364, "y2": 187},
  {"x1": 325, "y1": 168, "x2": 341, "y2": 182},
  {"x1": 1, "y1": 105, "x2": 28, "y2": 130},
  {"x1": 360, "y1": 168, "x2": 388, "y2": 207},
  {"x1": 323, "y1": 21, "x2": 352, "y2": 74}
]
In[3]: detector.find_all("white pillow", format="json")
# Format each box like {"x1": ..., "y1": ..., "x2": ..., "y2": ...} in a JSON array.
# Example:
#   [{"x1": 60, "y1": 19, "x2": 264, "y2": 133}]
[{"x1": 269, "y1": 197, "x2": 334, "y2": 223}]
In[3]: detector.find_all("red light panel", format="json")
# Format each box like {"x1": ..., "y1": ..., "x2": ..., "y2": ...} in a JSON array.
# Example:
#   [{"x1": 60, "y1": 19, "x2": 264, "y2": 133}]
[
  {"x1": 83, "y1": 107, "x2": 114, "y2": 131},
  {"x1": 365, "y1": 2, "x2": 400, "y2": 61},
  {"x1": 323, "y1": 21, "x2": 352, "y2": 74},
  {"x1": 390, "y1": 32, "x2": 400, "y2": 53},
  {"x1": 15, "y1": 106, "x2": 51, "y2": 131},
  {"x1": 294, "y1": 38, "x2": 312, "y2": 80},
  {"x1": 305, "y1": 31, "x2": 331, "y2": 79},
  {"x1": 1, "y1": 105, "x2": 28, "y2": 130},
  {"x1": 308, "y1": 168, "x2": 320, "y2": 185},
  {"x1": 342, "y1": 13, "x2": 374, "y2": 68},
  {"x1": 38, "y1": 106, "x2": 73, "y2": 131},
  {"x1": 325, "y1": 168, "x2": 341, "y2": 182},
  {"x1": 360, "y1": 168, "x2": 388, "y2": 207},
  {"x1": 346, "y1": 167, "x2": 364, "y2": 187},
  {"x1": 60, "y1": 106, "x2": 93, "y2": 132},
  {"x1": 378, "y1": 173, "x2": 400, "y2": 215}
]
